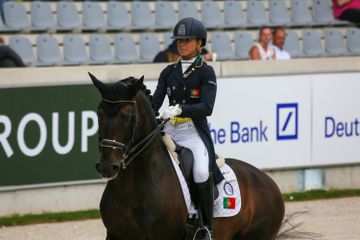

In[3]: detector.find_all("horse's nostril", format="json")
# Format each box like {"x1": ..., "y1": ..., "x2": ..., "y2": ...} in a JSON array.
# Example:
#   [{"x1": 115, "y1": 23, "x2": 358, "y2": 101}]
[{"x1": 112, "y1": 164, "x2": 120, "y2": 173}]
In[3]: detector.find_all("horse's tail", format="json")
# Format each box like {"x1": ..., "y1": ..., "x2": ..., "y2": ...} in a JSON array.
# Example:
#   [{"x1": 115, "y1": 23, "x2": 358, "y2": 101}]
[{"x1": 276, "y1": 211, "x2": 321, "y2": 240}]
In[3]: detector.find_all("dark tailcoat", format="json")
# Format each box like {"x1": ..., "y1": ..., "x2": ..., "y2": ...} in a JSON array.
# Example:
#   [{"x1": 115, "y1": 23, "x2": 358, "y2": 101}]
[{"x1": 152, "y1": 56, "x2": 224, "y2": 184}]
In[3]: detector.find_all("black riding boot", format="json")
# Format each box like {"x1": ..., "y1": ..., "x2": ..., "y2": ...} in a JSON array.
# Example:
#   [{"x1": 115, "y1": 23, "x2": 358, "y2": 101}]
[{"x1": 196, "y1": 175, "x2": 214, "y2": 240}]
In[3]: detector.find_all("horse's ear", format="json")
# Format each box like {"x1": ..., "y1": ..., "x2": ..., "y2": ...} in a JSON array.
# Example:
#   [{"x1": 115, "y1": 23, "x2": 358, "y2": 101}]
[
  {"x1": 89, "y1": 72, "x2": 105, "y2": 93},
  {"x1": 132, "y1": 75, "x2": 144, "y2": 94}
]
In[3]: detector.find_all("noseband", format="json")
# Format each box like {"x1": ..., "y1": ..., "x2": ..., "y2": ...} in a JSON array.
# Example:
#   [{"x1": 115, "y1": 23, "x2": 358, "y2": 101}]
[{"x1": 99, "y1": 98, "x2": 168, "y2": 170}]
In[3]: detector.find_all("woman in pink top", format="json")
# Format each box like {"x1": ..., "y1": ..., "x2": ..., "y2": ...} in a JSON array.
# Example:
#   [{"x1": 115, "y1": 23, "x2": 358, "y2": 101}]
[{"x1": 332, "y1": 0, "x2": 360, "y2": 23}]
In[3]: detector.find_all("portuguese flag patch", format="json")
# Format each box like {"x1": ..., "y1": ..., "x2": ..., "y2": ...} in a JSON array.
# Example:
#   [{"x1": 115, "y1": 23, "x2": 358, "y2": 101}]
[
  {"x1": 191, "y1": 89, "x2": 200, "y2": 97},
  {"x1": 223, "y1": 197, "x2": 236, "y2": 209}
]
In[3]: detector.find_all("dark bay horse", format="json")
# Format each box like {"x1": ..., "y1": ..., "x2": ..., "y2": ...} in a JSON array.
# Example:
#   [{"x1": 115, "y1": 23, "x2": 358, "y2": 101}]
[{"x1": 89, "y1": 73, "x2": 285, "y2": 240}]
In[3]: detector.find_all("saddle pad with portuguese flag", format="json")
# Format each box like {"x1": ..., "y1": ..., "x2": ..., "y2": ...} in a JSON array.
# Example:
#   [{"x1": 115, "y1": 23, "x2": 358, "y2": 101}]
[{"x1": 169, "y1": 151, "x2": 242, "y2": 218}]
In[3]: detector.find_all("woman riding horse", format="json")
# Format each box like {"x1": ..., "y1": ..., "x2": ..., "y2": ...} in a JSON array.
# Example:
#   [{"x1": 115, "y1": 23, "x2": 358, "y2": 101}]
[{"x1": 152, "y1": 17, "x2": 223, "y2": 239}]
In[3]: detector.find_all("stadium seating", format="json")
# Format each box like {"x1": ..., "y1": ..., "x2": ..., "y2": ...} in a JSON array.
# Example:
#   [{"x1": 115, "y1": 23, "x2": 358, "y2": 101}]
[
  {"x1": 82, "y1": 1, "x2": 106, "y2": 31},
  {"x1": 56, "y1": 2, "x2": 81, "y2": 31},
  {"x1": 324, "y1": 29, "x2": 349, "y2": 56},
  {"x1": 31, "y1": 1, "x2": 57, "y2": 31},
  {"x1": 201, "y1": 1, "x2": 223, "y2": 29},
  {"x1": 223, "y1": 0, "x2": 247, "y2": 29},
  {"x1": 234, "y1": 31, "x2": 254, "y2": 60},
  {"x1": 178, "y1": 1, "x2": 199, "y2": 20},
  {"x1": 347, "y1": 28, "x2": 360, "y2": 56},
  {"x1": 302, "y1": 29, "x2": 325, "y2": 58},
  {"x1": 107, "y1": 1, "x2": 131, "y2": 30},
  {"x1": 3, "y1": 1, "x2": 31, "y2": 31},
  {"x1": 290, "y1": 0, "x2": 313, "y2": 26},
  {"x1": 9, "y1": 36, "x2": 36, "y2": 66},
  {"x1": 211, "y1": 32, "x2": 235, "y2": 61},
  {"x1": 36, "y1": 35, "x2": 62, "y2": 66},
  {"x1": 131, "y1": 1, "x2": 154, "y2": 30},
  {"x1": 269, "y1": 0, "x2": 291, "y2": 27},
  {"x1": 63, "y1": 35, "x2": 89, "y2": 65},
  {"x1": 89, "y1": 34, "x2": 114, "y2": 64},
  {"x1": 284, "y1": 30, "x2": 303, "y2": 58},
  {"x1": 246, "y1": 1, "x2": 267, "y2": 27},
  {"x1": 139, "y1": 33, "x2": 161, "y2": 63},
  {"x1": 114, "y1": 34, "x2": 138, "y2": 64},
  {"x1": 155, "y1": 1, "x2": 177, "y2": 30},
  {"x1": 1, "y1": 0, "x2": 358, "y2": 66}
]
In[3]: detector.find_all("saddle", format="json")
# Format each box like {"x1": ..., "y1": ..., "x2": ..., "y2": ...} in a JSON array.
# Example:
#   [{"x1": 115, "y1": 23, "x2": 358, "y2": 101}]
[{"x1": 162, "y1": 133, "x2": 223, "y2": 200}]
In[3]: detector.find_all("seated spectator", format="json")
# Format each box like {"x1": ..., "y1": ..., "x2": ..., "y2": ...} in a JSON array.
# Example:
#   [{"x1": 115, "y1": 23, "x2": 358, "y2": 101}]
[
  {"x1": 153, "y1": 40, "x2": 180, "y2": 63},
  {"x1": 249, "y1": 26, "x2": 275, "y2": 60},
  {"x1": 0, "y1": 36, "x2": 26, "y2": 68},
  {"x1": 272, "y1": 28, "x2": 291, "y2": 60},
  {"x1": 153, "y1": 39, "x2": 217, "y2": 63},
  {"x1": 332, "y1": 0, "x2": 360, "y2": 24}
]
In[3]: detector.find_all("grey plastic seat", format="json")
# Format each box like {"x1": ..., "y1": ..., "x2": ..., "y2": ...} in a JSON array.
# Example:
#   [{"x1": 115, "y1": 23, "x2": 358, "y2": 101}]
[
  {"x1": 201, "y1": 1, "x2": 223, "y2": 29},
  {"x1": 234, "y1": 31, "x2": 254, "y2": 60},
  {"x1": 155, "y1": 1, "x2": 177, "y2": 30},
  {"x1": 210, "y1": 32, "x2": 234, "y2": 61},
  {"x1": 131, "y1": 2, "x2": 154, "y2": 30},
  {"x1": 56, "y1": 2, "x2": 81, "y2": 30},
  {"x1": 290, "y1": 0, "x2": 313, "y2": 26},
  {"x1": 36, "y1": 35, "x2": 62, "y2": 66},
  {"x1": 114, "y1": 34, "x2": 138, "y2": 64},
  {"x1": 82, "y1": 1, "x2": 106, "y2": 31},
  {"x1": 324, "y1": 29, "x2": 349, "y2": 57},
  {"x1": 224, "y1": 1, "x2": 247, "y2": 28},
  {"x1": 284, "y1": 31, "x2": 303, "y2": 58},
  {"x1": 3, "y1": 1, "x2": 31, "y2": 31},
  {"x1": 31, "y1": 1, "x2": 57, "y2": 31},
  {"x1": 163, "y1": 32, "x2": 173, "y2": 49},
  {"x1": 107, "y1": 1, "x2": 130, "y2": 30},
  {"x1": 0, "y1": 14, "x2": 15, "y2": 32},
  {"x1": 312, "y1": 0, "x2": 346, "y2": 25},
  {"x1": 139, "y1": 33, "x2": 161, "y2": 63},
  {"x1": 347, "y1": 28, "x2": 360, "y2": 56},
  {"x1": 302, "y1": 29, "x2": 324, "y2": 57},
  {"x1": 269, "y1": 0, "x2": 291, "y2": 26},
  {"x1": 178, "y1": 1, "x2": 199, "y2": 20},
  {"x1": 89, "y1": 34, "x2": 114, "y2": 64},
  {"x1": 63, "y1": 35, "x2": 89, "y2": 65},
  {"x1": 246, "y1": 1, "x2": 267, "y2": 27},
  {"x1": 9, "y1": 36, "x2": 36, "y2": 66}
]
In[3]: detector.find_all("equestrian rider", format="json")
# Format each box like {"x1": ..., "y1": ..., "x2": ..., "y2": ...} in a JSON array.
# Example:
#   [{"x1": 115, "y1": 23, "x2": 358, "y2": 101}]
[{"x1": 152, "y1": 17, "x2": 224, "y2": 240}]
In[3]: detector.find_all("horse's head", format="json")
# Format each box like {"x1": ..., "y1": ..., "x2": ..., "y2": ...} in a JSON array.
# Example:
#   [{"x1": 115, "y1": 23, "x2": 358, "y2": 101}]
[{"x1": 89, "y1": 72, "x2": 144, "y2": 179}]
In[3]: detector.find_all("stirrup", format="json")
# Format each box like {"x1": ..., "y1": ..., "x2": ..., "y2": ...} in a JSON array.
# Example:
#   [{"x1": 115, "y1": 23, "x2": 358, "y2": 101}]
[{"x1": 192, "y1": 226, "x2": 213, "y2": 240}]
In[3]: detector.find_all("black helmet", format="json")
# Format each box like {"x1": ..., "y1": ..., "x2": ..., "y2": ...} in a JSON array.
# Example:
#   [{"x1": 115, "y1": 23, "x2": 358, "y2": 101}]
[{"x1": 172, "y1": 17, "x2": 207, "y2": 46}]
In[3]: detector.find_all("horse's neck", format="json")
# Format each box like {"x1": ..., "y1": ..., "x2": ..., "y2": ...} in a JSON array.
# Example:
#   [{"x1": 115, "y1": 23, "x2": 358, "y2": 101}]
[{"x1": 114, "y1": 92, "x2": 173, "y2": 187}]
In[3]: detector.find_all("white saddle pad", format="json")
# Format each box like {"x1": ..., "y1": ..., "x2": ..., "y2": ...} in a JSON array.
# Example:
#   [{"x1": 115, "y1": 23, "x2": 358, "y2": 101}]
[{"x1": 168, "y1": 151, "x2": 242, "y2": 218}]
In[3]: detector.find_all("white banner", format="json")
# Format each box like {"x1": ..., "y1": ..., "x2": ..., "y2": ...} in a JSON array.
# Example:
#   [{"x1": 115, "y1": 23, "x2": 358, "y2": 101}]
[{"x1": 147, "y1": 72, "x2": 360, "y2": 169}]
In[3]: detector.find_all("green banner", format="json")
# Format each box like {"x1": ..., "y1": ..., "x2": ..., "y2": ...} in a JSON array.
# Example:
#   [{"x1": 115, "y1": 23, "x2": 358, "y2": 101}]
[{"x1": 0, "y1": 85, "x2": 101, "y2": 186}]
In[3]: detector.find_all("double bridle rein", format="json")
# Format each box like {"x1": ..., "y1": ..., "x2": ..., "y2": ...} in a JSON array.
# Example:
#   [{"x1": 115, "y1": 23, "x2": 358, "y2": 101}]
[{"x1": 99, "y1": 99, "x2": 168, "y2": 170}]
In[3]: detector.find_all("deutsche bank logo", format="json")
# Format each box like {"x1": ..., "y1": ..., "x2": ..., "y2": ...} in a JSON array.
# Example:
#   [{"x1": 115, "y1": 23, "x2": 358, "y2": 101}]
[{"x1": 276, "y1": 103, "x2": 298, "y2": 140}]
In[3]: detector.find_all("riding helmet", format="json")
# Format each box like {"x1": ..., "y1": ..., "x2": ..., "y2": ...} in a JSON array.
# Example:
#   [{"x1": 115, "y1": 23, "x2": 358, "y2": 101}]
[{"x1": 172, "y1": 17, "x2": 207, "y2": 47}]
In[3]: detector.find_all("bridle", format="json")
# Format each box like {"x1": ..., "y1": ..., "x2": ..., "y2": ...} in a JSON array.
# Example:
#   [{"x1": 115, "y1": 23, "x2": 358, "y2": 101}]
[{"x1": 99, "y1": 98, "x2": 168, "y2": 170}]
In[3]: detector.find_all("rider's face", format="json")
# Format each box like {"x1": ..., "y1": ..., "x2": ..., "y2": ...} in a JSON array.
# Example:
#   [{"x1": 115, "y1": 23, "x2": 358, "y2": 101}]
[{"x1": 177, "y1": 39, "x2": 201, "y2": 60}]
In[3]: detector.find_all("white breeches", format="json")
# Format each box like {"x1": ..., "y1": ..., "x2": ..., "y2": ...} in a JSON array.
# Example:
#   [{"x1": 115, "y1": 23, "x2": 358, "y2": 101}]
[{"x1": 165, "y1": 121, "x2": 210, "y2": 183}]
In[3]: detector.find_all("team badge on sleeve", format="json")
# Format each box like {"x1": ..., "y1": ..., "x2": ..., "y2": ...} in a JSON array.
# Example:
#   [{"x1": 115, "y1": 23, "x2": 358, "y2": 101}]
[{"x1": 190, "y1": 89, "x2": 200, "y2": 98}]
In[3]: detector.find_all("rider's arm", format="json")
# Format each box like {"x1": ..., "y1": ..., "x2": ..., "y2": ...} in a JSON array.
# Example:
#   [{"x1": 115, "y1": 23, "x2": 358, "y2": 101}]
[
  {"x1": 152, "y1": 65, "x2": 172, "y2": 113},
  {"x1": 180, "y1": 65, "x2": 216, "y2": 119}
]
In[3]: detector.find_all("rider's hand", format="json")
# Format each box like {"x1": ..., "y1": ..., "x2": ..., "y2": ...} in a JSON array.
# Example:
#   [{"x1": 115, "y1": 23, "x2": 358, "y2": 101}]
[{"x1": 161, "y1": 104, "x2": 182, "y2": 120}]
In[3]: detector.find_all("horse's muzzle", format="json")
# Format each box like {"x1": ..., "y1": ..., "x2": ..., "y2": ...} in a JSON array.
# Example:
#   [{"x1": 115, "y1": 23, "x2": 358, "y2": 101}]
[{"x1": 95, "y1": 161, "x2": 120, "y2": 179}]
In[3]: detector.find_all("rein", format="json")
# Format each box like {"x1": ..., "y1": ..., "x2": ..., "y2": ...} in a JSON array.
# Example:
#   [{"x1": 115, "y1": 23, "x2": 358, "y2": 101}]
[{"x1": 99, "y1": 98, "x2": 169, "y2": 170}]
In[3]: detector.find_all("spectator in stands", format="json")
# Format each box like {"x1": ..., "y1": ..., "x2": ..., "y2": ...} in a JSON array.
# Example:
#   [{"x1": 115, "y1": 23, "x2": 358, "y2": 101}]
[
  {"x1": 153, "y1": 40, "x2": 180, "y2": 63},
  {"x1": 332, "y1": 0, "x2": 360, "y2": 24},
  {"x1": 249, "y1": 26, "x2": 275, "y2": 60},
  {"x1": 154, "y1": 39, "x2": 216, "y2": 63},
  {"x1": 272, "y1": 28, "x2": 291, "y2": 60},
  {"x1": 0, "y1": 35, "x2": 26, "y2": 68}
]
